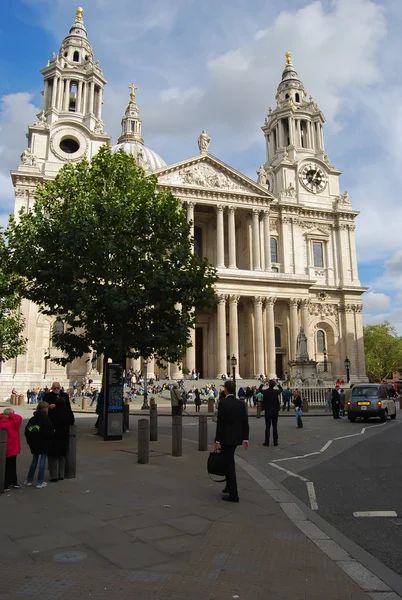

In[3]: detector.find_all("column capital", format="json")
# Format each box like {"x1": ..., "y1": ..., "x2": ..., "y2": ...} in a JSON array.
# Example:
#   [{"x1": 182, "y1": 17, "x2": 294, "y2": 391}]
[
  {"x1": 228, "y1": 205, "x2": 237, "y2": 214},
  {"x1": 216, "y1": 293, "x2": 227, "y2": 304},
  {"x1": 187, "y1": 201, "x2": 195, "y2": 209},
  {"x1": 216, "y1": 204, "x2": 224, "y2": 213},
  {"x1": 253, "y1": 296, "x2": 264, "y2": 305},
  {"x1": 252, "y1": 207, "x2": 261, "y2": 216},
  {"x1": 229, "y1": 294, "x2": 240, "y2": 304},
  {"x1": 300, "y1": 299, "x2": 310, "y2": 308},
  {"x1": 265, "y1": 296, "x2": 277, "y2": 306},
  {"x1": 262, "y1": 208, "x2": 270, "y2": 218},
  {"x1": 288, "y1": 298, "x2": 299, "y2": 308}
]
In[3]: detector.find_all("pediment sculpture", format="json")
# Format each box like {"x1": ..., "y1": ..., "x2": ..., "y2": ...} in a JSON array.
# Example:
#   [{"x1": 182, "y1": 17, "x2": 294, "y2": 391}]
[{"x1": 158, "y1": 163, "x2": 245, "y2": 191}]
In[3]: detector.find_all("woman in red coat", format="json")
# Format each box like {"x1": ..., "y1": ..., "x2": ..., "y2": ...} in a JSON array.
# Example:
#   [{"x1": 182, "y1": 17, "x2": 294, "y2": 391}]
[{"x1": 0, "y1": 408, "x2": 23, "y2": 490}]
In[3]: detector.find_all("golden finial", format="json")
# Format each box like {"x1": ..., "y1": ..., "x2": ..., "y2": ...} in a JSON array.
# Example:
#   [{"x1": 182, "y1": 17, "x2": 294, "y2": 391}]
[
  {"x1": 76, "y1": 7, "x2": 84, "y2": 23},
  {"x1": 285, "y1": 51, "x2": 292, "y2": 66},
  {"x1": 128, "y1": 83, "x2": 137, "y2": 101}
]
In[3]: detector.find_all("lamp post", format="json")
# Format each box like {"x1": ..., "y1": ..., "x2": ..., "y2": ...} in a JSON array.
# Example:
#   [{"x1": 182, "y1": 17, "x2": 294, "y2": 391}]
[
  {"x1": 344, "y1": 357, "x2": 351, "y2": 384},
  {"x1": 230, "y1": 355, "x2": 237, "y2": 390},
  {"x1": 323, "y1": 347, "x2": 328, "y2": 372},
  {"x1": 141, "y1": 359, "x2": 149, "y2": 410}
]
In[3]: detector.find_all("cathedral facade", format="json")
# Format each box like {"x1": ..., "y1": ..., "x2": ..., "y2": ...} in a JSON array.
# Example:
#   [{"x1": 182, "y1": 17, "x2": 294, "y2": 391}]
[{"x1": 0, "y1": 8, "x2": 367, "y2": 394}]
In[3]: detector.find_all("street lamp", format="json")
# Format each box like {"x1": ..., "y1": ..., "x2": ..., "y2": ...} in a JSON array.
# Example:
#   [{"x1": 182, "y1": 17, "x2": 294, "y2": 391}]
[
  {"x1": 141, "y1": 359, "x2": 149, "y2": 410},
  {"x1": 230, "y1": 355, "x2": 237, "y2": 388},
  {"x1": 344, "y1": 357, "x2": 351, "y2": 384},
  {"x1": 323, "y1": 347, "x2": 328, "y2": 372}
]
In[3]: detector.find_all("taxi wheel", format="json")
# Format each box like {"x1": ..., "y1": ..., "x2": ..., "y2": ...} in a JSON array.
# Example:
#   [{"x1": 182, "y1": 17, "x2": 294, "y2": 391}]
[
  {"x1": 380, "y1": 409, "x2": 388, "y2": 422},
  {"x1": 349, "y1": 416, "x2": 356, "y2": 423},
  {"x1": 391, "y1": 411, "x2": 397, "y2": 419}
]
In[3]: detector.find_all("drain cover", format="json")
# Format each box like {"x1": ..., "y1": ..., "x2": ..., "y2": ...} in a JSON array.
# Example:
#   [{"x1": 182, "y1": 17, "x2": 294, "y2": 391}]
[{"x1": 54, "y1": 551, "x2": 87, "y2": 563}]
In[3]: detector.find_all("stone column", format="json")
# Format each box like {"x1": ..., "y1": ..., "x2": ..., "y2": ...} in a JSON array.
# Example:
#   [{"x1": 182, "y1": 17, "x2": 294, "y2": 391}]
[
  {"x1": 354, "y1": 305, "x2": 366, "y2": 380},
  {"x1": 186, "y1": 202, "x2": 195, "y2": 254},
  {"x1": 253, "y1": 297, "x2": 265, "y2": 377},
  {"x1": 186, "y1": 325, "x2": 196, "y2": 374},
  {"x1": 89, "y1": 82, "x2": 95, "y2": 114},
  {"x1": 263, "y1": 210, "x2": 271, "y2": 271},
  {"x1": 228, "y1": 206, "x2": 237, "y2": 269},
  {"x1": 229, "y1": 295, "x2": 240, "y2": 378},
  {"x1": 77, "y1": 80, "x2": 83, "y2": 113},
  {"x1": 266, "y1": 297, "x2": 276, "y2": 378},
  {"x1": 82, "y1": 82, "x2": 88, "y2": 114},
  {"x1": 170, "y1": 362, "x2": 182, "y2": 380},
  {"x1": 300, "y1": 299, "x2": 311, "y2": 357},
  {"x1": 51, "y1": 76, "x2": 58, "y2": 107},
  {"x1": 63, "y1": 79, "x2": 70, "y2": 111},
  {"x1": 216, "y1": 204, "x2": 225, "y2": 268},
  {"x1": 216, "y1": 295, "x2": 227, "y2": 378},
  {"x1": 289, "y1": 299, "x2": 299, "y2": 360},
  {"x1": 57, "y1": 78, "x2": 63, "y2": 111},
  {"x1": 252, "y1": 209, "x2": 261, "y2": 271},
  {"x1": 97, "y1": 87, "x2": 103, "y2": 119},
  {"x1": 147, "y1": 356, "x2": 156, "y2": 380}
]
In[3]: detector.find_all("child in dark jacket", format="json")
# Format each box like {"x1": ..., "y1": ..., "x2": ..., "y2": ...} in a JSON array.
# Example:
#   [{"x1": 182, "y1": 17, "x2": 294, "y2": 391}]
[
  {"x1": 24, "y1": 401, "x2": 54, "y2": 489},
  {"x1": 0, "y1": 408, "x2": 23, "y2": 491}
]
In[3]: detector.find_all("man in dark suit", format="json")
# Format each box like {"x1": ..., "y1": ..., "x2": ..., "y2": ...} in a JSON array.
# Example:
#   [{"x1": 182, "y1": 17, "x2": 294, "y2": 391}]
[
  {"x1": 262, "y1": 379, "x2": 283, "y2": 446},
  {"x1": 331, "y1": 385, "x2": 341, "y2": 419},
  {"x1": 215, "y1": 380, "x2": 249, "y2": 503}
]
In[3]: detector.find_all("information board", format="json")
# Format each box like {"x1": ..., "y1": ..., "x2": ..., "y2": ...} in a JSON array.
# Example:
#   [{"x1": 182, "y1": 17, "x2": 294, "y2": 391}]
[{"x1": 104, "y1": 361, "x2": 124, "y2": 440}]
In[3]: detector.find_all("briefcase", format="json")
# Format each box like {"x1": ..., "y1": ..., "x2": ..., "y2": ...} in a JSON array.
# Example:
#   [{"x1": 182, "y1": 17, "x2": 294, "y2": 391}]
[{"x1": 207, "y1": 451, "x2": 227, "y2": 482}]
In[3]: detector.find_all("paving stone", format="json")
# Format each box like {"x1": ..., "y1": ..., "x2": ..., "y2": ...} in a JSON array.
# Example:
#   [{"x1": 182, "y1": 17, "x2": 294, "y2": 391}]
[
  {"x1": 295, "y1": 520, "x2": 330, "y2": 540},
  {"x1": 152, "y1": 534, "x2": 204, "y2": 555},
  {"x1": 107, "y1": 514, "x2": 159, "y2": 531},
  {"x1": 163, "y1": 515, "x2": 213, "y2": 536},
  {"x1": 74, "y1": 524, "x2": 134, "y2": 550},
  {"x1": 336, "y1": 562, "x2": 391, "y2": 592},
  {"x1": 53, "y1": 513, "x2": 105, "y2": 533},
  {"x1": 96, "y1": 540, "x2": 170, "y2": 570},
  {"x1": 128, "y1": 524, "x2": 183, "y2": 541},
  {"x1": 14, "y1": 577, "x2": 74, "y2": 599},
  {"x1": 368, "y1": 593, "x2": 402, "y2": 600},
  {"x1": 280, "y1": 502, "x2": 308, "y2": 522},
  {"x1": 16, "y1": 532, "x2": 80, "y2": 554},
  {"x1": 312, "y1": 539, "x2": 351, "y2": 561}
]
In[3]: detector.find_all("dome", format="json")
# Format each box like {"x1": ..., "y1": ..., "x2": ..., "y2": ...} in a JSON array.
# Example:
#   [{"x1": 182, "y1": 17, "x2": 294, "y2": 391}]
[{"x1": 111, "y1": 141, "x2": 166, "y2": 172}]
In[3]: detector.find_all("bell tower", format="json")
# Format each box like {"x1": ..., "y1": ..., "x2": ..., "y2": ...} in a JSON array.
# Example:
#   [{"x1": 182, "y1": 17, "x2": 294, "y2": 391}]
[{"x1": 261, "y1": 52, "x2": 340, "y2": 207}]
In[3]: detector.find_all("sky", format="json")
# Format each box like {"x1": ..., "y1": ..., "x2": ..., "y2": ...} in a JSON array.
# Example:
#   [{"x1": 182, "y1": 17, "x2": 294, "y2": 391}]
[{"x1": 0, "y1": 0, "x2": 401, "y2": 331}]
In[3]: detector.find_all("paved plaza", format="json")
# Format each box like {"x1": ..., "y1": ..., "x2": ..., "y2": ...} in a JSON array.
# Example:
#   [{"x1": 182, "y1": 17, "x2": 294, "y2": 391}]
[{"x1": 1, "y1": 411, "x2": 398, "y2": 599}]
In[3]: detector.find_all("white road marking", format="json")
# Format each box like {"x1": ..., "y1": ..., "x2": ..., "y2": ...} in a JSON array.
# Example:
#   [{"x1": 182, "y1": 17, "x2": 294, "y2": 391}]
[
  {"x1": 320, "y1": 440, "x2": 333, "y2": 452},
  {"x1": 307, "y1": 481, "x2": 319, "y2": 511},
  {"x1": 353, "y1": 511, "x2": 397, "y2": 518},
  {"x1": 268, "y1": 462, "x2": 309, "y2": 482},
  {"x1": 273, "y1": 451, "x2": 320, "y2": 463}
]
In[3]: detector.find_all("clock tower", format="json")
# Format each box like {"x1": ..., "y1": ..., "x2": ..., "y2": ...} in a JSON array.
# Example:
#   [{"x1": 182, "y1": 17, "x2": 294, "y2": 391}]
[{"x1": 261, "y1": 52, "x2": 341, "y2": 210}]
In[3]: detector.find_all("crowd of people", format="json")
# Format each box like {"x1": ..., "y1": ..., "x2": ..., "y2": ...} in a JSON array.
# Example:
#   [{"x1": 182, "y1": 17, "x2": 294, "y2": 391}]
[{"x1": 1, "y1": 381, "x2": 75, "y2": 491}]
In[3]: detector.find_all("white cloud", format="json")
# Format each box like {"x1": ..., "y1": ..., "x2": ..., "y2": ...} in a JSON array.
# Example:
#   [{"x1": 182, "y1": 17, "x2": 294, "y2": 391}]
[{"x1": 363, "y1": 292, "x2": 391, "y2": 312}]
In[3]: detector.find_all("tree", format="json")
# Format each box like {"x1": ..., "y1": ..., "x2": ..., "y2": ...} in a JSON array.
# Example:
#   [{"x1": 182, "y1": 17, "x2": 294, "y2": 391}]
[
  {"x1": 363, "y1": 322, "x2": 402, "y2": 382},
  {"x1": 6, "y1": 146, "x2": 217, "y2": 366},
  {"x1": 0, "y1": 232, "x2": 26, "y2": 366}
]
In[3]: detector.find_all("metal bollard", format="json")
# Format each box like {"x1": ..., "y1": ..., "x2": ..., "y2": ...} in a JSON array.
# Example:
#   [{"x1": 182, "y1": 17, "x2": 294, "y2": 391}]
[
  {"x1": 172, "y1": 415, "x2": 182, "y2": 457},
  {"x1": 82, "y1": 395, "x2": 87, "y2": 410},
  {"x1": 123, "y1": 403, "x2": 130, "y2": 432},
  {"x1": 150, "y1": 405, "x2": 158, "y2": 442},
  {"x1": 257, "y1": 403, "x2": 262, "y2": 418},
  {"x1": 0, "y1": 430, "x2": 7, "y2": 494},
  {"x1": 65, "y1": 425, "x2": 77, "y2": 479},
  {"x1": 198, "y1": 415, "x2": 208, "y2": 451},
  {"x1": 138, "y1": 419, "x2": 149, "y2": 464}
]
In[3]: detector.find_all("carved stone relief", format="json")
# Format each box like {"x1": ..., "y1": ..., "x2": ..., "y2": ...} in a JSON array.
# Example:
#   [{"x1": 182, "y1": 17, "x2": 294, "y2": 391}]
[{"x1": 158, "y1": 163, "x2": 246, "y2": 191}]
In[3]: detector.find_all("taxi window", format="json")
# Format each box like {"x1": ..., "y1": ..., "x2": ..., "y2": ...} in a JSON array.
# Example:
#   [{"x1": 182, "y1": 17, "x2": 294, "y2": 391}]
[{"x1": 352, "y1": 387, "x2": 378, "y2": 398}]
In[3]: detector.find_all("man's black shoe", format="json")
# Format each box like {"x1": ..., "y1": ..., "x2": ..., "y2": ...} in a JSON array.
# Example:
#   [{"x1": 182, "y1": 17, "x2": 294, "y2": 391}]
[
  {"x1": 50, "y1": 478, "x2": 59, "y2": 482},
  {"x1": 221, "y1": 495, "x2": 239, "y2": 503},
  {"x1": 274, "y1": 442, "x2": 278, "y2": 446},
  {"x1": 263, "y1": 442, "x2": 269, "y2": 447}
]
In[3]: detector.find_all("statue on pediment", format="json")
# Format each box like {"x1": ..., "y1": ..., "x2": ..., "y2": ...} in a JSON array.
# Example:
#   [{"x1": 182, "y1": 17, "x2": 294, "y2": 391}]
[
  {"x1": 197, "y1": 129, "x2": 211, "y2": 154},
  {"x1": 256, "y1": 165, "x2": 267, "y2": 186},
  {"x1": 20, "y1": 147, "x2": 37, "y2": 167}
]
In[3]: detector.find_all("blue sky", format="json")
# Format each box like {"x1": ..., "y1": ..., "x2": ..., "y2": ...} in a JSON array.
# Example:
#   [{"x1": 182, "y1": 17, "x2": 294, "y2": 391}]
[{"x1": 1, "y1": 0, "x2": 402, "y2": 330}]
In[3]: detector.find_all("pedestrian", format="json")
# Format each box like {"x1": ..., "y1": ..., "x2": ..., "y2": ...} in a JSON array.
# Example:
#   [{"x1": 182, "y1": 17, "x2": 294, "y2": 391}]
[
  {"x1": 293, "y1": 392, "x2": 303, "y2": 428},
  {"x1": 339, "y1": 388, "x2": 346, "y2": 416},
  {"x1": 194, "y1": 388, "x2": 201, "y2": 413},
  {"x1": 325, "y1": 387, "x2": 332, "y2": 412},
  {"x1": 245, "y1": 386, "x2": 253, "y2": 408},
  {"x1": 47, "y1": 395, "x2": 75, "y2": 482},
  {"x1": 170, "y1": 384, "x2": 182, "y2": 416},
  {"x1": 43, "y1": 381, "x2": 71, "y2": 408},
  {"x1": 214, "y1": 380, "x2": 249, "y2": 503},
  {"x1": 256, "y1": 386, "x2": 264, "y2": 405},
  {"x1": 262, "y1": 379, "x2": 283, "y2": 447},
  {"x1": 237, "y1": 386, "x2": 245, "y2": 402},
  {"x1": 0, "y1": 408, "x2": 23, "y2": 491},
  {"x1": 282, "y1": 387, "x2": 292, "y2": 411},
  {"x1": 24, "y1": 401, "x2": 54, "y2": 489},
  {"x1": 331, "y1": 385, "x2": 341, "y2": 419}
]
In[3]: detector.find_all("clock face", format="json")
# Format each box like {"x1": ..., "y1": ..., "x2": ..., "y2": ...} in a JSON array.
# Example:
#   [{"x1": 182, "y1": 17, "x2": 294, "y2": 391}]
[{"x1": 299, "y1": 163, "x2": 327, "y2": 194}]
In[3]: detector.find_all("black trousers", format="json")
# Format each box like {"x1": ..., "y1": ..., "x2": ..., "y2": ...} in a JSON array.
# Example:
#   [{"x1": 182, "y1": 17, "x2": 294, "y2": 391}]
[
  {"x1": 5, "y1": 455, "x2": 18, "y2": 488},
  {"x1": 283, "y1": 399, "x2": 290, "y2": 411},
  {"x1": 221, "y1": 445, "x2": 238, "y2": 498},
  {"x1": 332, "y1": 403, "x2": 340, "y2": 419},
  {"x1": 265, "y1": 413, "x2": 279, "y2": 444}
]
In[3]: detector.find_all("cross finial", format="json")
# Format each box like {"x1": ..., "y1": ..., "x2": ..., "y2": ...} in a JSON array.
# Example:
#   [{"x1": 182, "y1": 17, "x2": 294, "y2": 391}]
[
  {"x1": 285, "y1": 51, "x2": 292, "y2": 66},
  {"x1": 128, "y1": 83, "x2": 137, "y2": 101},
  {"x1": 76, "y1": 7, "x2": 84, "y2": 23}
]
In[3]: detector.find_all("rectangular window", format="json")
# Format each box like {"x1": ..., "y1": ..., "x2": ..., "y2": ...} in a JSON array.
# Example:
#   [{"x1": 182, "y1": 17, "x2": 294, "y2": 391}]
[{"x1": 312, "y1": 242, "x2": 324, "y2": 268}]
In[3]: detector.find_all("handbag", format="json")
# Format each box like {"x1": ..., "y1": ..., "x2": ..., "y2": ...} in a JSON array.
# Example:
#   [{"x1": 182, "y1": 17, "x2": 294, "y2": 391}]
[{"x1": 207, "y1": 450, "x2": 227, "y2": 483}]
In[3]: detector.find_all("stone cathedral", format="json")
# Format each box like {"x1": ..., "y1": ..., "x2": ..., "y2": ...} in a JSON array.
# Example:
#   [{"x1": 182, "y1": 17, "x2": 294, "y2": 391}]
[{"x1": 0, "y1": 8, "x2": 367, "y2": 393}]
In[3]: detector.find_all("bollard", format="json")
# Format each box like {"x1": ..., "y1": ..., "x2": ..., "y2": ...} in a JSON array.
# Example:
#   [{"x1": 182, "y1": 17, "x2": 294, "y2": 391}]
[
  {"x1": 303, "y1": 398, "x2": 309, "y2": 413},
  {"x1": 198, "y1": 414, "x2": 208, "y2": 451},
  {"x1": 10, "y1": 394, "x2": 16, "y2": 405},
  {"x1": 257, "y1": 403, "x2": 262, "y2": 418},
  {"x1": 0, "y1": 430, "x2": 7, "y2": 494},
  {"x1": 82, "y1": 395, "x2": 87, "y2": 410},
  {"x1": 207, "y1": 398, "x2": 215, "y2": 413},
  {"x1": 123, "y1": 402, "x2": 130, "y2": 432},
  {"x1": 172, "y1": 415, "x2": 182, "y2": 457},
  {"x1": 138, "y1": 419, "x2": 149, "y2": 464},
  {"x1": 18, "y1": 394, "x2": 24, "y2": 406},
  {"x1": 65, "y1": 425, "x2": 77, "y2": 479},
  {"x1": 150, "y1": 405, "x2": 158, "y2": 442}
]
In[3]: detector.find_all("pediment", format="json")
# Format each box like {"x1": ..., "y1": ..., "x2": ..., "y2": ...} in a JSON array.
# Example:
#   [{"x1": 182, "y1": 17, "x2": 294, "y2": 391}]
[
  {"x1": 304, "y1": 225, "x2": 331, "y2": 238},
  {"x1": 155, "y1": 154, "x2": 272, "y2": 197}
]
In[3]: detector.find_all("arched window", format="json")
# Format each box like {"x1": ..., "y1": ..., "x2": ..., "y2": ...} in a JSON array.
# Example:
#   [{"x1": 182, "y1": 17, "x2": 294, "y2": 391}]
[
  {"x1": 275, "y1": 327, "x2": 281, "y2": 348},
  {"x1": 73, "y1": 51, "x2": 79, "y2": 62},
  {"x1": 285, "y1": 93, "x2": 289, "y2": 99},
  {"x1": 295, "y1": 92, "x2": 300, "y2": 103},
  {"x1": 270, "y1": 237, "x2": 278, "y2": 263},
  {"x1": 317, "y1": 330, "x2": 325, "y2": 353}
]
